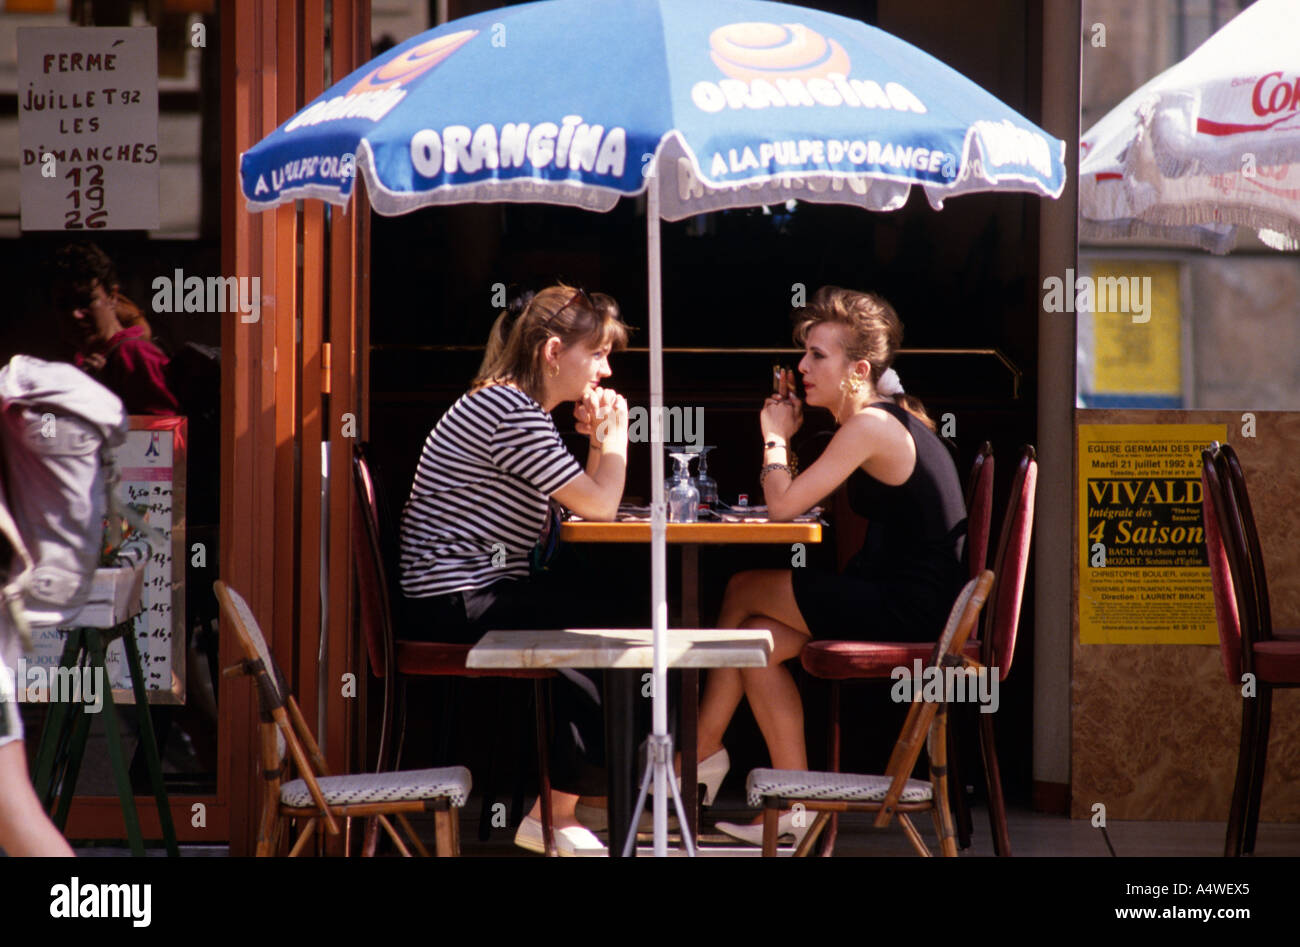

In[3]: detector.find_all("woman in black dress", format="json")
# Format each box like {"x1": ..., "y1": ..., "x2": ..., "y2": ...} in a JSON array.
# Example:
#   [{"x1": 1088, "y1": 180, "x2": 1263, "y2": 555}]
[{"x1": 702, "y1": 287, "x2": 967, "y2": 845}]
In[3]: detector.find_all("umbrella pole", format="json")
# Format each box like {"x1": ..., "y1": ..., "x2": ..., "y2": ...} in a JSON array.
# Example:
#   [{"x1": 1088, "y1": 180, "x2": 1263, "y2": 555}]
[{"x1": 624, "y1": 167, "x2": 696, "y2": 857}]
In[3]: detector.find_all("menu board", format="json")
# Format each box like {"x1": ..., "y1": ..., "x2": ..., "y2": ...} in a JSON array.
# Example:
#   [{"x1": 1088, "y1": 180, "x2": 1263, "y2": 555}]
[
  {"x1": 17, "y1": 27, "x2": 160, "y2": 231},
  {"x1": 1078, "y1": 424, "x2": 1225, "y2": 644},
  {"x1": 21, "y1": 416, "x2": 186, "y2": 704}
]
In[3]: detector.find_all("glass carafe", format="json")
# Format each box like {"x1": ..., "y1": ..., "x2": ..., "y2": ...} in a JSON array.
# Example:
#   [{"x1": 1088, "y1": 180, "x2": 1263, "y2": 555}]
[{"x1": 667, "y1": 451, "x2": 699, "y2": 523}]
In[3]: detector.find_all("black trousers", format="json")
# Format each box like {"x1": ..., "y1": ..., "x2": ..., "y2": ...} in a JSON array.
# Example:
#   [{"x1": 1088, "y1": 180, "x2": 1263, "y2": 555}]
[{"x1": 400, "y1": 562, "x2": 610, "y2": 796}]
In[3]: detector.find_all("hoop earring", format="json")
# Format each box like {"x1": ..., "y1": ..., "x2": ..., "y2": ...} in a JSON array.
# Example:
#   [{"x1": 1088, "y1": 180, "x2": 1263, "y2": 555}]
[{"x1": 549, "y1": 362, "x2": 559, "y2": 377}]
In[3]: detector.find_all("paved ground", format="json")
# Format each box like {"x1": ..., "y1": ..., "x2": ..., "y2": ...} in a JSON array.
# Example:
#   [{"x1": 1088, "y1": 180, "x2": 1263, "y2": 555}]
[{"x1": 70, "y1": 800, "x2": 1300, "y2": 857}]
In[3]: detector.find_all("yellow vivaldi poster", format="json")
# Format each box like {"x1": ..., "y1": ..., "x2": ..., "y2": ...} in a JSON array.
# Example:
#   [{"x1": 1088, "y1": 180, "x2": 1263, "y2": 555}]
[{"x1": 1078, "y1": 424, "x2": 1226, "y2": 644}]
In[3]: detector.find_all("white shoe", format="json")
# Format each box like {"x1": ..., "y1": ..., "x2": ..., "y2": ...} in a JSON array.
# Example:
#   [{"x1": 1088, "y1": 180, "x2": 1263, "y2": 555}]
[
  {"x1": 513, "y1": 815, "x2": 607, "y2": 856},
  {"x1": 649, "y1": 748, "x2": 730, "y2": 806},
  {"x1": 715, "y1": 811, "x2": 811, "y2": 847}
]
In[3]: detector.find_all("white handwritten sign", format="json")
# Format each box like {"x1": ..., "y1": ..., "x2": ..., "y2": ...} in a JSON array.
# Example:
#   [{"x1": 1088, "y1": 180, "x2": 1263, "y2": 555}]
[
  {"x1": 17, "y1": 27, "x2": 159, "y2": 231},
  {"x1": 22, "y1": 417, "x2": 186, "y2": 704},
  {"x1": 108, "y1": 420, "x2": 185, "y2": 702}
]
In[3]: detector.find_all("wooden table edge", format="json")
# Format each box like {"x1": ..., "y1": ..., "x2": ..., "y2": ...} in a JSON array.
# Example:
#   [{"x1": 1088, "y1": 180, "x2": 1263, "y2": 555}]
[
  {"x1": 466, "y1": 628, "x2": 774, "y2": 670},
  {"x1": 559, "y1": 522, "x2": 822, "y2": 543}
]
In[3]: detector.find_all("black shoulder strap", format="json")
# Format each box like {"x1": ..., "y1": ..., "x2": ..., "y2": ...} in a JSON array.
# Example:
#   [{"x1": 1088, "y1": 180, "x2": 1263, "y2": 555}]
[{"x1": 872, "y1": 399, "x2": 909, "y2": 424}]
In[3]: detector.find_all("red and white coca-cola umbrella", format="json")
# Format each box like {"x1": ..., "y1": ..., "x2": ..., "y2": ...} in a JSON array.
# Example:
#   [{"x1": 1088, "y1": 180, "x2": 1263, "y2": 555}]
[{"x1": 1080, "y1": 0, "x2": 1300, "y2": 254}]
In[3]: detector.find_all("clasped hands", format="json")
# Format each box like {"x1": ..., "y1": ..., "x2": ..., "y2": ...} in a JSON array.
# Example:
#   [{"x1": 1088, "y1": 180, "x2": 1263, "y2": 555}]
[{"x1": 574, "y1": 386, "x2": 629, "y2": 446}]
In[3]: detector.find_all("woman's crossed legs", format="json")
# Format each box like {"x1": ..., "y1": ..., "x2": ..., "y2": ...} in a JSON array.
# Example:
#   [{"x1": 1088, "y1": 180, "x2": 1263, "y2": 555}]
[{"x1": 699, "y1": 569, "x2": 811, "y2": 770}]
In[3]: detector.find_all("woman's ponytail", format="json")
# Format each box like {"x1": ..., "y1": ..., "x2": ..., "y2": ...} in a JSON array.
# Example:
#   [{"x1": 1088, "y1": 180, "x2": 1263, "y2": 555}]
[
  {"x1": 478, "y1": 290, "x2": 535, "y2": 385},
  {"x1": 895, "y1": 392, "x2": 934, "y2": 431}
]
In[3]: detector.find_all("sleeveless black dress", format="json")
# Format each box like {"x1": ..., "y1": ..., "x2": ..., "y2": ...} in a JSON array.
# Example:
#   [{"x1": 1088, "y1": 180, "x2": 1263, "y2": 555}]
[{"x1": 791, "y1": 402, "x2": 967, "y2": 642}]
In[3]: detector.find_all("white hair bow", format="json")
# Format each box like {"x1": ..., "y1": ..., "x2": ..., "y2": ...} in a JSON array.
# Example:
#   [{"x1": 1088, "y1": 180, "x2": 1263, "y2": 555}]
[{"x1": 877, "y1": 368, "x2": 904, "y2": 397}]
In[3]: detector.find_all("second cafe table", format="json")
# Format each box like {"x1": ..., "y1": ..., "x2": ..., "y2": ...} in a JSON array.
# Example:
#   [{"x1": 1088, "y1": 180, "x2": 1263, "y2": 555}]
[
  {"x1": 467, "y1": 627, "x2": 773, "y2": 856},
  {"x1": 560, "y1": 514, "x2": 823, "y2": 848}
]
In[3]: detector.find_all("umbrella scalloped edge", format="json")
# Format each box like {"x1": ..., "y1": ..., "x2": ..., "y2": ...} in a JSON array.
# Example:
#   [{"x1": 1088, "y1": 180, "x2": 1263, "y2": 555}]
[
  {"x1": 244, "y1": 127, "x2": 1066, "y2": 220},
  {"x1": 1081, "y1": 217, "x2": 1240, "y2": 255}
]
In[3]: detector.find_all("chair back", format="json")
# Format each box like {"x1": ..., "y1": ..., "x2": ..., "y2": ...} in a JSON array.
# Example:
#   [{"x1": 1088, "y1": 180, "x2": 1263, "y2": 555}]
[
  {"x1": 1201, "y1": 450, "x2": 1247, "y2": 684},
  {"x1": 214, "y1": 579, "x2": 341, "y2": 837},
  {"x1": 214, "y1": 580, "x2": 290, "y2": 772},
  {"x1": 882, "y1": 571, "x2": 994, "y2": 799},
  {"x1": 351, "y1": 443, "x2": 399, "y2": 771},
  {"x1": 982, "y1": 446, "x2": 1036, "y2": 680},
  {"x1": 351, "y1": 444, "x2": 395, "y2": 681},
  {"x1": 932, "y1": 570, "x2": 993, "y2": 666},
  {"x1": 1219, "y1": 445, "x2": 1273, "y2": 641},
  {"x1": 964, "y1": 442, "x2": 995, "y2": 579},
  {"x1": 215, "y1": 579, "x2": 283, "y2": 707}
]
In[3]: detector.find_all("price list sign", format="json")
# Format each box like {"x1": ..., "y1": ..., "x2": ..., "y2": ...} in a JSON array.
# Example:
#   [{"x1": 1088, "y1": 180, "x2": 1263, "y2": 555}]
[
  {"x1": 18, "y1": 27, "x2": 160, "y2": 231},
  {"x1": 107, "y1": 417, "x2": 187, "y2": 703}
]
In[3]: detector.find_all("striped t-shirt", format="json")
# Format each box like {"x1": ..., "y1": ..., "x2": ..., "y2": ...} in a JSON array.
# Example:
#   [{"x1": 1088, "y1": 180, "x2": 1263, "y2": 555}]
[{"x1": 399, "y1": 384, "x2": 583, "y2": 598}]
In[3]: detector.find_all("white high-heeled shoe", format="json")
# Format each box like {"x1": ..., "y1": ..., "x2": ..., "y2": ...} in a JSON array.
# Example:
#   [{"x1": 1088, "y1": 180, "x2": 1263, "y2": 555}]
[
  {"x1": 715, "y1": 811, "x2": 811, "y2": 847},
  {"x1": 514, "y1": 814, "x2": 607, "y2": 856},
  {"x1": 648, "y1": 748, "x2": 730, "y2": 806}
]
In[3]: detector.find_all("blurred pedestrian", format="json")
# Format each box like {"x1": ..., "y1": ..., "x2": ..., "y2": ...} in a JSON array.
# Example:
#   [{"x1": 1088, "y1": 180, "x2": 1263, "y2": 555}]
[{"x1": 51, "y1": 243, "x2": 179, "y2": 416}]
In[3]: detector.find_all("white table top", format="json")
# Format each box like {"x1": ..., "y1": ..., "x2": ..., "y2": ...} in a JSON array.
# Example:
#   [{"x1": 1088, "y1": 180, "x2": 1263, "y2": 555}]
[{"x1": 466, "y1": 628, "x2": 774, "y2": 670}]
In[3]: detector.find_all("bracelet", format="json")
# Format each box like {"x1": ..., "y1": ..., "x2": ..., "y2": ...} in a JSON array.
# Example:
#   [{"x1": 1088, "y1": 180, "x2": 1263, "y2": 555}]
[
  {"x1": 759, "y1": 463, "x2": 794, "y2": 486},
  {"x1": 763, "y1": 440, "x2": 798, "y2": 473}
]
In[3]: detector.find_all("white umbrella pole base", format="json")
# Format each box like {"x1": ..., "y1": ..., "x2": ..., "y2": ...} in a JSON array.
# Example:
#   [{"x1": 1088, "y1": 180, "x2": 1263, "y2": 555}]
[{"x1": 623, "y1": 733, "x2": 696, "y2": 857}]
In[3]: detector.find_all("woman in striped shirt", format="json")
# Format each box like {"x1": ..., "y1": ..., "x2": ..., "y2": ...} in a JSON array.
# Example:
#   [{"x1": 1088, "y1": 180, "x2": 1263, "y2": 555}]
[{"x1": 399, "y1": 285, "x2": 630, "y2": 855}]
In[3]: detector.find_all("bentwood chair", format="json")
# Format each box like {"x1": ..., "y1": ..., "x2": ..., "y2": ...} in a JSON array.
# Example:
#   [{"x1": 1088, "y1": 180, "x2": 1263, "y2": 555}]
[
  {"x1": 949, "y1": 441, "x2": 994, "y2": 844},
  {"x1": 216, "y1": 581, "x2": 469, "y2": 856},
  {"x1": 351, "y1": 443, "x2": 557, "y2": 855},
  {"x1": 801, "y1": 440, "x2": 998, "y2": 854},
  {"x1": 1200, "y1": 444, "x2": 1300, "y2": 857},
  {"x1": 750, "y1": 571, "x2": 994, "y2": 857},
  {"x1": 964, "y1": 442, "x2": 996, "y2": 585}
]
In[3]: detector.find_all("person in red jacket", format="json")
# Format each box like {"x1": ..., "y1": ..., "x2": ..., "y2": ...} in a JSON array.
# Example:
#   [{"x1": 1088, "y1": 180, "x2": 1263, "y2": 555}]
[{"x1": 52, "y1": 243, "x2": 179, "y2": 416}]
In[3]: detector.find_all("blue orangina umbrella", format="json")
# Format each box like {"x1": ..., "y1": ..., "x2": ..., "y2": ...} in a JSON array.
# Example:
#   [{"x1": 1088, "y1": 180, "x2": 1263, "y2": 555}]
[{"x1": 241, "y1": 0, "x2": 1067, "y2": 857}]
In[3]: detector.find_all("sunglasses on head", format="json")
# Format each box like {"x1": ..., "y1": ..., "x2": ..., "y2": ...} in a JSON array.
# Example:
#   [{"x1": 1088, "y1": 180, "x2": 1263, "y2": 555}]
[{"x1": 540, "y1": 287, "x2": 592, "y2": 330}]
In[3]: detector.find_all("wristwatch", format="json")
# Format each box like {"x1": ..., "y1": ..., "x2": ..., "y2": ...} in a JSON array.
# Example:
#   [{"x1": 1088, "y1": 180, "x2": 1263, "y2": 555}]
[{"x1": 762, "y1": 439, "x2": 797, "y2": 473}]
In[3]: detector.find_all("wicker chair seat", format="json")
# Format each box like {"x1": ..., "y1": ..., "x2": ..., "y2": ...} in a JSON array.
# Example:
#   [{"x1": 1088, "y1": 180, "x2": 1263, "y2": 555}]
[
  {"x1": 747, "y1": 768, "x2": 933, "y2": 807},
  {"x1": 281, "y1": 766, "x2": 472, "y2": 809}
]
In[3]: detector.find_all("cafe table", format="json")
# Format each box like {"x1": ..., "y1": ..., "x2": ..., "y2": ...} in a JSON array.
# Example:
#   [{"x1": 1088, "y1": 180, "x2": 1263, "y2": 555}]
[
  {"x1": 557, "y1": 511, "x2": 822, "y2": 852},
  {"x1": 467, "y1": 625, "x2": 773, "y2": 856}
]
